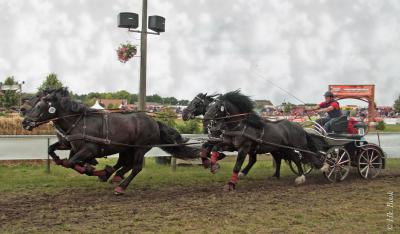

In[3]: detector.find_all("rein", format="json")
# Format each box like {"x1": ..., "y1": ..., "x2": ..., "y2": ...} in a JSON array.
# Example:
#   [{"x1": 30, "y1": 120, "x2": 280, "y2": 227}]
[{"x1": 203, "y1": 113, "x2": 250, "y2": 121}]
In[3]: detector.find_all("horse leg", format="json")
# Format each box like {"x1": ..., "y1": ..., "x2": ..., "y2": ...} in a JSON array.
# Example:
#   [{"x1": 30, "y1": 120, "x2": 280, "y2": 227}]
[
  {"x1": 239, "y1": 153, "x2": 257, "y2": 177},
  {"x1": 98, "y1": 151, "x2": 132, "y2": 182},
  {"x1": 48, "y1": 142, "x2": 72, "y2": 166},
  {"x1": 224, "y1": 143, "x2": 251, "y2": 191},
  {"x1": 271, "y1": 152, "x2": 282, "y2": 179},
  {"x1": 109, "y1": 151, "x2": 135, "y2": 184},
  {"x1": 200, "y1": 142, "x2": 213, "y2": 169},
  {"x1": 65, "y1": 147, "x2": 98, "y2": 176},
  {"x1": 292, "y1": 153, "x2": 306, "y2": 185},
  {"x1": 114, "y1": 150, "x2": 146, "y2": 195}
]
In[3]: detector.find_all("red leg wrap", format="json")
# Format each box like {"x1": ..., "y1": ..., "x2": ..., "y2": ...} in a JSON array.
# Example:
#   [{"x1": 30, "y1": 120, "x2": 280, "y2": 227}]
[
  {"x1": 230, "y1": 172, "x2": 239, "y2": 184},
  {"x1": 74, "y1": 164, "x2": 86, "y2": 174},
  {"x1": 61, "y1": 159, "x2": 70, "y2": 168},
  {"x1": 211, "y1": 151, "x2": 219, "y2": 164},
  {"x1": 92, "y1": 170, "x2": 106, "y2": 176}
]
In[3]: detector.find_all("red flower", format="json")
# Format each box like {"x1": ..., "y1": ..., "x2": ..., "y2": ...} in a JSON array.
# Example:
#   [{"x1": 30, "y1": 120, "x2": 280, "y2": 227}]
[{"x1": 116, "y1": 42, "x2": 137, "y2": 63}]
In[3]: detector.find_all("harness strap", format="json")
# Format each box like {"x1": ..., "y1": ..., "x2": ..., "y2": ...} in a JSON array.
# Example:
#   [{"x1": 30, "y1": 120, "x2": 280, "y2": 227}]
[
  {"x1": 223, "y1": 129, "x2": 318, "y2": 156},
  {"x1": 64, "y1": 133, "x2": 200, "y2": 148}
]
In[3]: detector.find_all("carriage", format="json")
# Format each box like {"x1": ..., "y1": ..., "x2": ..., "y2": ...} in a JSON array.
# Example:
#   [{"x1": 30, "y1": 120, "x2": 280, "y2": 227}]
[{"x1": 295, "y1": 115, "x2": 386, "y2": 183}]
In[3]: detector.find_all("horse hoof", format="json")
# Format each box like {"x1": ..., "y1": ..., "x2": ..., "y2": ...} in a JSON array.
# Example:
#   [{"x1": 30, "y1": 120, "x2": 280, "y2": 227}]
[
  {"x1": 114, "y1": 186, "x2": 125, "y2": 195},
  {"x1": 295, "y1": 175, "x2": 306, "y2": 185},
  {"x1": 238, "y1": 172, "x2": 246, "y2": 178},
  {"x1": 320, "y1": 163, "x2": 329, "y2": 173},
  {"x1": 223, "y1": 182, "x2": 236, "y2": 192}
]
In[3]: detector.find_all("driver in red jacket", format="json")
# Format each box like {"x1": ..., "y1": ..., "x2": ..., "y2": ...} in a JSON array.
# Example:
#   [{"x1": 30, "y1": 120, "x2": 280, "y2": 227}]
[{"x1": 306, "y1": 91, "x2": 342, "y2": 132}]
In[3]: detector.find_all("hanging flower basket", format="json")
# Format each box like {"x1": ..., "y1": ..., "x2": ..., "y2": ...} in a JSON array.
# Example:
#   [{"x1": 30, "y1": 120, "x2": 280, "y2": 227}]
[{"x1": 116, "y1": 42, "x2": 137, "y2": 63}]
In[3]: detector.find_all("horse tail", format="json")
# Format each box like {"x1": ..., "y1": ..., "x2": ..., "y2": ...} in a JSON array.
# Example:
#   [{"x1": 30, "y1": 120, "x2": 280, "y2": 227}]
[
  {"x1": 304, "y1": 132, "x2": 325, "y2": 169},
  {"x1": 157, "y1": 121, "x2": 200, "y2": 159},
  {"x1": 305, "y1": 132, "x2": 318, "y2": 153}
]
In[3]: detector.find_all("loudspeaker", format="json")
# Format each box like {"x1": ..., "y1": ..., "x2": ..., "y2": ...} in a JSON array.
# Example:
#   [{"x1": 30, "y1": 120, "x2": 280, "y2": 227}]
[
  {"x1": 118, "y1": 12, "x2": 139, "y2": 29},
  {"x1": 148, "y1": 15, "x2": 165, "y2": 33}
]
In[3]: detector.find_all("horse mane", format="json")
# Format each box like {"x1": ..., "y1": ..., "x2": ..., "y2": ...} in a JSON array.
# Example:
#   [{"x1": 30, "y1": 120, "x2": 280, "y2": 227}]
[
  {"x1": 61, "y1": 98, "x2": 90, "y2": 113},
  {"x1": 51, "y1": 87, "x2": 90, "y2": 113},
  {"x1": 219, "y1": 90, "x2": 254, "y2": 113},
  {"x1": 219, "y1": 90, "x2": 265, "y2": 129}
]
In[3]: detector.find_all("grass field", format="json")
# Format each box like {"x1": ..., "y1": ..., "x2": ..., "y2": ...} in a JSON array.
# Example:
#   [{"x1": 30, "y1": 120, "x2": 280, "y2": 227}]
[
  {"x1": 381, "y1": 124, "x2": 400, "y2": 132},
  {"x1": 1, "y1": 157, "x2": 400, "y2": 233}
]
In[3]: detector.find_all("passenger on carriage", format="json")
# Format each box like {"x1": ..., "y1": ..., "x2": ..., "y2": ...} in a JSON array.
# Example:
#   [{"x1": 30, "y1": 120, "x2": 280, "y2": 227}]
[
  {"x1": 347, "y1": 113, "x2": 367, "y2": 135},
  {"x1": 306, "y1": 91, "x2": 342, "y2": 132}
]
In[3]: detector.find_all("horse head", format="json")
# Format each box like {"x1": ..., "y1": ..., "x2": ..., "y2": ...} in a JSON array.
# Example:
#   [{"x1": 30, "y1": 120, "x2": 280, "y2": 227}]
[
  {"x1": 182, "y1": 93, "x2": 218, "y2": 121},
  {"x1": 22, "y1": 87, "x2": 69, "y2": 130}
]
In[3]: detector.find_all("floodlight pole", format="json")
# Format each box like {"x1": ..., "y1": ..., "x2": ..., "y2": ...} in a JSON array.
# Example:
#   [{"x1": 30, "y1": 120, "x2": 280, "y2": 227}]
[{"x1": 138, "y1": 0, "x2": 147, "y2": 111}]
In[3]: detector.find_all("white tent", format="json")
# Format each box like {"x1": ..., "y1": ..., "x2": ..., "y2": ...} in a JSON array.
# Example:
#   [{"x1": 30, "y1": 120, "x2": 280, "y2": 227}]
[{"x1": 91, "y1": 100, "x2": 104, "y2": 110}]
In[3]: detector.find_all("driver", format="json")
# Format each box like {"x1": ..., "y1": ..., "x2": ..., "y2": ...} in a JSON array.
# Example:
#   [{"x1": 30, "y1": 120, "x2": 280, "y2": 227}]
[{"x1": 306, "y1": 91, "x2": 342, "y2": 132}]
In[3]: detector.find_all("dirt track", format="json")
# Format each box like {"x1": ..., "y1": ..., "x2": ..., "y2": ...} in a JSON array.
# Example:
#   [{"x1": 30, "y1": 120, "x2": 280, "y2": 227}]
[{"x1": 1, "y1": 171, "x2": 400, "y2": 233}]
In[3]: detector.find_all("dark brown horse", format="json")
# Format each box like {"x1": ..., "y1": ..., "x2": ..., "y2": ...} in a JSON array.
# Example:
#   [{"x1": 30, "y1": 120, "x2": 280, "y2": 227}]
[
  {"x1": 204, "y1": 91, "x2": 328, "y2": 190},
  {"x1": 20, "y1": 90, "x2": 125, "y2": 183},
  {"x1": 22, "y1": 88, "x2": 199, "y2": 194}
]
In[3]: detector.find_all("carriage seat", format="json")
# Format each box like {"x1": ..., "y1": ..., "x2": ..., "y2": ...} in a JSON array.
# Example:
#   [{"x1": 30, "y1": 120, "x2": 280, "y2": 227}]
[{"x1": 330, "y1": 115, "x2": 348, "y2": 133}]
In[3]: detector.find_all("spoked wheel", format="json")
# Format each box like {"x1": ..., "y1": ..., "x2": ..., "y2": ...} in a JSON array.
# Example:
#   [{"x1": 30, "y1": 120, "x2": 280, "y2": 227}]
[
  {"x1": 323, "y1": 147, "x2": 351, "y2": 183},
  {"x1": 289, "y1": 161, "x2": 313, "y2": 175},
  {"x1": 358, "y1": 147, "x2": 383, "y2": 179}
]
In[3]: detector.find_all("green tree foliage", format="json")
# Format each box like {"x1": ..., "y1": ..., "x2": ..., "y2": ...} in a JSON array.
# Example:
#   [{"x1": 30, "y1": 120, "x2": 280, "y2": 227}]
[
  {"x1": 163, "y1": 97, "x2": 178, "y2": 105},
  {"x1": 0, "y1": 76, "x2": 19, "y2": 109},
  {"x1": 394, "y1": 95, "x2": 400, "y2": 113},
  {"x1": 38, "y1": 73, "x2": 63, "y2": 92},
  {"x1": 146, "y1": 94, "x2": 163, "y2": 103},
  {"x1": 375, "y1": 121, "x2": 386, "y2": 131},
  {"x1": 283, "y1": 102, "x2": 294, "y2": 114},
  {"x1": 107, "y1": 103, "x2": 115, "y2": 109},
  {"x1": 154, "y1": 107, "x2": 177, "y2": 128},
  {"x1": 176, "y1": 119, "x2": 202, "y2": 134},
  {"x1": 178, "y1": 99, "x2": 189, "y2": 106}
]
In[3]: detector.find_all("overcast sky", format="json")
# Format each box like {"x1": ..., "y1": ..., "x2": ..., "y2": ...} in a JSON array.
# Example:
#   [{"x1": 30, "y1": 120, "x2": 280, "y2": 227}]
[{"x1": 0, "y1": 0, "x2": 399, "y2": 106}]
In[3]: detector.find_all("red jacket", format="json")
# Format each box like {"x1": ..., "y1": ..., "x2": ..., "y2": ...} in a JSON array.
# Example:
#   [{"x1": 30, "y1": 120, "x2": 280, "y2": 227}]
[{"x1": 347, "y1": 117, "x2": 358, "y2": 134}]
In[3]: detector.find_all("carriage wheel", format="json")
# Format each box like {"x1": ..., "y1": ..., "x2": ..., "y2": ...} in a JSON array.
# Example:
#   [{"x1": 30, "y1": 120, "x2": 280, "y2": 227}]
[
  {"x1": 289, "y1": 161, "x2": 313, "y2": 175},
  {"x1": 358, "y1": 147, "x2": 383, "y2": 179},
  {"x1": 323, "y1": 147, "x2": 351, "y2": 183}
]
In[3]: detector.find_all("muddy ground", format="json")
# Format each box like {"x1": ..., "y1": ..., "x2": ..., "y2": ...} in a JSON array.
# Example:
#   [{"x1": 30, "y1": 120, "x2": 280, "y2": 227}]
[{"x1": 1, "y1": 168, "x2": 399, "y2": 233}]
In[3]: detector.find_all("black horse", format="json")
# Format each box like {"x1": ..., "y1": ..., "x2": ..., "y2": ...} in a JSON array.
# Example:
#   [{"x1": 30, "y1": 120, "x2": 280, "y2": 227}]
[
  {"x1": 204, "y1": 91, "x2": 328, "y2": 191},
  {"x1": 22, "y1": 88, "x2": 199, "y2": 194},
  {"x1": 20, "y1": 90, "x2": 128, "y2": 183},
  {"x1": 182, "y1": 92, "x2": 259, "y2": 177}
]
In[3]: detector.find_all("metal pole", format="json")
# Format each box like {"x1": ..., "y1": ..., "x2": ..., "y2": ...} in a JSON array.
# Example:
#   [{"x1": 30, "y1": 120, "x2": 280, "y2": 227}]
[
  {"x1": 138, "y1": 0, "x2": 148, "y2": 111},
  {"x1": 47, "y1": 137, "x2": 51, "y2": 174},
  {"x1": 171, "y1": 156, "x2": 177, "y2": 172}
]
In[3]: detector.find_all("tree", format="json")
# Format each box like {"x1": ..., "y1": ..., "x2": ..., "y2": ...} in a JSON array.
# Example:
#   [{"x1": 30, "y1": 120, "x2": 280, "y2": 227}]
[
  {"x1": 0, "y1": 76, "x2": 19, "y2": 109},
  {"x1": 283, "y1": 102, "x2": 294, "y2": 114},
  {"x1": 38, "y1": 73, "x2": 63, "y2": 92},
  {"x1": 394, "y1": 95, "x2": 400, "y2": 113},
  {"x1": 163, "y1": 97, "x2": 178, "y2": 105},
  {"x1": 147, "y1": 94, "x2": 163, "y2": 103}
]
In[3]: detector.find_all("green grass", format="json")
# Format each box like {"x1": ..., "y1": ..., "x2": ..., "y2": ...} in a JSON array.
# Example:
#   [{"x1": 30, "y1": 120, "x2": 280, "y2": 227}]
[
  {"x1": 1, "y1": 157, "x2": 400, "y2": 192},
  {"x1": 381, "y1": 124, "x2": 400, "y2": 132},
  {"x1": 0, "y1": 157, "x2": 279, "y2": 192}
]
